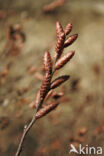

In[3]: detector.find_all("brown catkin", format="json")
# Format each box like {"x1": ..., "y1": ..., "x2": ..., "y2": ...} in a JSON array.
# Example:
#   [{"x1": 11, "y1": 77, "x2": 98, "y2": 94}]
[
  {"x1": 56, "y1": 21, "x2": 64, "y2": 39},
  {"x1": 55, "y1": 32, "x2": 65, "y2": 60},
  {"x1": 36, "y1": 101, "x2": 59, "y2": 119},
  {"x1": 40, "y1": 73, "x2": 51, "y2": 99},
  {"x1": 55, "y1": 51, "x2": 75, "y2": 70},
  {"x1": 64, "y1": 23, "x2": 72, "y2": 35},
  {"x1": 64, "y1": 34, "x2": 78, "y2": 48},
  {"x1": 51, "y1": 75, "x2": 70, "y2": 89},
  {"x1": 43, "y1": 51, "x2": 52, "y2": 74}
]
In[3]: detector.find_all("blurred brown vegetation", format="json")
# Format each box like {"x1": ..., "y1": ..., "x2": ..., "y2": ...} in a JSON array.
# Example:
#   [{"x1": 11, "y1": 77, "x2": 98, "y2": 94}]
[{"x1": 0, "y1": 0, "x2": 104, "y2": 155}]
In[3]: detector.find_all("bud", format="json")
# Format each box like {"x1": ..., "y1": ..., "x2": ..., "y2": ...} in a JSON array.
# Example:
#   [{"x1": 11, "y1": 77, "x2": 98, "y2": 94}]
[
  {"x1": 56, "y1": 21, "x2": 64, "y2": 39},
  {"x1": 43, "y1": 51, "x2": 52, "y2": 74},
  {"x1": 36, "y1": 102, "x2": 59, "y2": 119},
  {"x1": 51, "y1": 75, "x2": 70, "y2": 89},
  {"x1": 55, "y1": 51, "x2": 75, "y2": 70},
  {"x1": 55, "y1": 32, "x2": 65, "y2": 60},
  {"x1": 64, "y1": 34, "x2": 78, "y2": 48},
  {"x1": 64, "y1": 23, "x2": 72, "y2": 35},
  {"x1": 40, "y1": 73, "x2": 51, "y2": 99}
]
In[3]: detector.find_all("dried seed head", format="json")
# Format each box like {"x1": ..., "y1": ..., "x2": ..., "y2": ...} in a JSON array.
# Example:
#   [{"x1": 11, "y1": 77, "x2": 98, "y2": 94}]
[
  {"x1": 51, "y1": 75, "x2": 70, "y2": 89},
  {"x1": 56, "y1": 21, "x2": 64, "y2": 39},
  {"x1": 55, "y1": 51, "x2": 75, "y2": 70},
  {"x1": 36, "y1": 101, "x2": 59, "y2": 119},
  {"x1": 64, "y1": 34, "x2": 78, "y2": 48},
  {"x1": 64, "y1": 23, "x2": 72, "y2": 35},
  {"x1": 43, "y1": 51, "x2": 52, "y2": 74},
  {"x1": 55, "y1": 32, "x2": 65, "y2": 60},
  {"x1": 40, "y1": 73, "x2": 51, "y2": 99}
]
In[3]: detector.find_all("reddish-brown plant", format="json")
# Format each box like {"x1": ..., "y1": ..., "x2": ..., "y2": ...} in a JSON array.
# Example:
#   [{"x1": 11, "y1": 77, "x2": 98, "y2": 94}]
[
  {"x1": 51, "y1": 75, "x2": 70, "y2": 89},
  {"x1": 64, "y1": 23, "x2": 72, "y2": 35},
  {"x1": 55, "y1": 32, "x2": 65, "y2": 60},
  {"x1": 64, "y1": 34, "x2": 78, "y2": 48},
  {"x1": 55, "y1": 51, "x2": 75, "y2": 70},
  {"x1": 43, "y1": 51, "x2": 52, "y2": 74},
  {"x1": 36, "y1": 101, "x2": 59, "y2": 119},
  {"x1": 15, "y1": 21, "x2": 78, "y2": 156},
  {"x1": 40, "y1": 73, "x2": 51, "y2": 100},
  {"x1": 56, "y1": 21, "x2": 64, "y2": 38}
]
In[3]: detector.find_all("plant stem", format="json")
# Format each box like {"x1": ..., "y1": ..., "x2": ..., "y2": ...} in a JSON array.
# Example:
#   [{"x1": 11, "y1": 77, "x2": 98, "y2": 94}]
[{"x1": 15, "y1": 100, "x2": 43, "y2": 156}]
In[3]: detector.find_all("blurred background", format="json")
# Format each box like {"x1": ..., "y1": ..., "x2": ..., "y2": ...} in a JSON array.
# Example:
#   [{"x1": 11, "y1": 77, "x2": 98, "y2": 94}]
[{"x1": 0, "y1": 0, "x2": 104, "y2": 155}]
